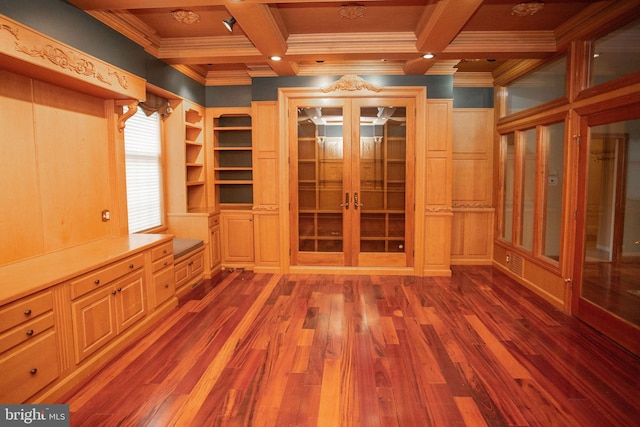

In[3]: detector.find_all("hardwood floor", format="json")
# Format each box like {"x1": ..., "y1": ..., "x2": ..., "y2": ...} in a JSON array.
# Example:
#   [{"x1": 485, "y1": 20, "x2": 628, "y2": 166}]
[{"x1": 60, "y1": 266, "x2": 640, "y2": 426}]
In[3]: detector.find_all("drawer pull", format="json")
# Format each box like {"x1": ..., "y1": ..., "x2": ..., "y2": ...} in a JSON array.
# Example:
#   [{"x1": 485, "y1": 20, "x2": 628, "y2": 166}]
[
  {"x1": 26, "y1": 329, "x2": 34, "y2": 336},
  {"x1": 24, "y1": 309, "x2": 32, "y2": 316},
  {"x1": 164, "y1": 261, "x2": 168, "y2": 266},
  {"x1": 112, "y1": 290, "x2": 117, "y2": 295},
  {"x1": 129, "y1": 263, "x2": 135, "y2": 269},
  {"x1": 188, "y1": 261, "x2": 194, "y2": 266},
  {"x1": 163, "y1": 249, "x2": 168, "y2": 254},
  {"x1": 117, "y1": 287, "x2": 122, "y2": 292},
  {"x1": 94, "y1": 279, "x2": 100, "y2": 285},
  {"x1": 29, "y1": 368, "x2": 37, "y2": 375},
  {"x1": 164, "y1": 284, "x2": 169, "y2": 288}
]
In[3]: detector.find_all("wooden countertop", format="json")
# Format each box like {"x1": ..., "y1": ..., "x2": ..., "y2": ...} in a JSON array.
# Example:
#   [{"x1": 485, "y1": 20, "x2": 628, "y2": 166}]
[{"x1": 0, "y1": 234, "x2": 173, "y2": 305}]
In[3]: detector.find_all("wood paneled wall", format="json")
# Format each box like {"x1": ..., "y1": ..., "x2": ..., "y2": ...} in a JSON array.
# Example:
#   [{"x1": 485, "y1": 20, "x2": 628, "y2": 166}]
[
  {"x1": 423, "y1": 99, "x2": 454, "y2": 275},
  {"x1": 0, "y1": 69, "x2": 118, "y2": 265},
  {"x1": 451, "y1": 108, "x2": 494, "y2": 264},
  {"x1": 251, "y1": 101, "x2": 280, "y2": 271}
]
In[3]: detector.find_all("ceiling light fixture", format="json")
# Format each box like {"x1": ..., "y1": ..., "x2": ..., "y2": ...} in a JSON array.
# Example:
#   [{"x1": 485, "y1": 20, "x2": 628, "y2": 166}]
[
  {"x1": 270, "y1": 56, "x2": 282, "y2": 61},
  {"x1": 422, "y1": 53, "x2": 435, "y2": 59},
  {"x1": 223, "y1": 17, "x2": 236, "y2": 32}
]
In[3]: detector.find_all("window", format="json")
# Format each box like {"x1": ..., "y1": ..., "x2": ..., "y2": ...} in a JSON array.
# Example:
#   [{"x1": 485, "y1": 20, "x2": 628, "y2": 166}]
[
  {"x1": 499, "y1": 121, "x2": 566, "y2": 263},
  {"x1": 124, "y1": 107, "x2": 163, "y2": 233},
  {"x1": 589, "y1": 18, "x2": 640, "y2": 87},
  {"x1": 505, "y1": 56, "x2": 566, "y2": 116}
]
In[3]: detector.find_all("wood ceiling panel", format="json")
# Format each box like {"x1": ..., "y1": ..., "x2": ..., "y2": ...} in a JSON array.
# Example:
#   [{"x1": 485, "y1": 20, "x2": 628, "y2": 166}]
[{"x1": 65, "y1": 0, "x2": 639, "y2": 84}]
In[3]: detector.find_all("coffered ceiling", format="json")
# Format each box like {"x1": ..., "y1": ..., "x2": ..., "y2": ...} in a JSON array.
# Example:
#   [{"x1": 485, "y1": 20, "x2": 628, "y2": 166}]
[{"x1": 66, "y1": 0, "x2": 636, "y2": 85}]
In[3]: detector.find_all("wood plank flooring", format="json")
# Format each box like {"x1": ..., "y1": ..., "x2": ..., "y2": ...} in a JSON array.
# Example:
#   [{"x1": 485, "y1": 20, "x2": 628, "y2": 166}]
[{"x1": 60, "y1": 266, "x2": 640, "y2": 426}]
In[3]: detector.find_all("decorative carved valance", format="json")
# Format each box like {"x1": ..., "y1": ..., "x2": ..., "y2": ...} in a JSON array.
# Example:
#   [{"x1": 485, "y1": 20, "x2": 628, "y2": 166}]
[
  {"x1": 0, "y1": 14, "x2": 145, "y2": 100},
  {"x1": 321, "y1": 74, "x2": 382, "y2": 93}
]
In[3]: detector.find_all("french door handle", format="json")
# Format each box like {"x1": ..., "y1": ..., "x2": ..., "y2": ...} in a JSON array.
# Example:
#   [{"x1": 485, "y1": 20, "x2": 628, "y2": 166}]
[
  {"x1": 354, "y1": 192, "x2": 362, "y2": 209},
  {"x1": 340, "y1": 192, "x2": 350, "y2": 209}
]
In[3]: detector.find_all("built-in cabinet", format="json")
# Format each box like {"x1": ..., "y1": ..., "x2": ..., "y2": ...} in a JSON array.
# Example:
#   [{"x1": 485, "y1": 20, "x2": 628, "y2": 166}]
[
  {"x1": 184, "y1": 107, "x2": 206, "y2": 211},
  {"x1": 0, "y1": 235, "x2": 176, "y2": 403},
  {"x1": 71, "y1": 261, "x2": 146, "y2": 363},
  {"x1": 149, "y1": 241, "x2": 175, "y2": 308},
  {"x1": 0, "y1": 291, "x2": 59, "y2": 403},
  {"x1": 167, "y1": 212, "x2": 221, "y2": 278},
  {"x1": 166, "y1": 101, "x2": 221, "y2": 278},
  {"x1": 212, "y1": 107, "x2": 253, "y2": 207},
  {"x1": 174, "y1": 246, "x2": 205, "y2": 298}
]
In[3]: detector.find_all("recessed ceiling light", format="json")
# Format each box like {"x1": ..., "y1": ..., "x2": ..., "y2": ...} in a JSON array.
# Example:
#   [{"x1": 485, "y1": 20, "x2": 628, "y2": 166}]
[
  {"x1": 270, "y1": 56, "x2": 282, "y2": 61},
  {"x1": 422, "y1": 53, "x2": 435, "y2": 59}
]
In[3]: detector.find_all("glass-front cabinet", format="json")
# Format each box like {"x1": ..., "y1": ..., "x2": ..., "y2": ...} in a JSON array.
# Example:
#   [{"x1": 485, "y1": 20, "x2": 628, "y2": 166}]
[{"x1": 291, "y1": 98, "x2": 414, "y2": 267}]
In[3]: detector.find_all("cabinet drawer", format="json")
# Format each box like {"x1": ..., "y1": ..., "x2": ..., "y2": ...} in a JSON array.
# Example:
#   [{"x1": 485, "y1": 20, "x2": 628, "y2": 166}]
[
  {"x1": 152, "y1": 254, "x2": 173, "y2": 273},
  {"x1": 71, "y1": 253, "x2": 145, "y2": 299},
  {"x1": 0, "y1": 291, "x2": 53, "y2": 334},
  {"x1": 151, "y1": 242, "x2": 173, "y2": 262},
  {"x1": 0, "y1": 331, "x2": 59, "y2": 403},
  {"x1": 0, "y1": 311, "x2": 54, "y2": 354},
  {"x1": 153, "y1": 267, "x2": 175, "y2": 307}
]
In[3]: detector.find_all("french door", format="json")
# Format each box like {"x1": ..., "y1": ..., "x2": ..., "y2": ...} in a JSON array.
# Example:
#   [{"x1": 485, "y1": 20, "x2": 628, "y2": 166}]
[
  {"x1": 290, "y1": 97, "x2": 414, "y2": 267},
  {"x1": 573, "y1": 108, "x2": 640, "y2": 355}
]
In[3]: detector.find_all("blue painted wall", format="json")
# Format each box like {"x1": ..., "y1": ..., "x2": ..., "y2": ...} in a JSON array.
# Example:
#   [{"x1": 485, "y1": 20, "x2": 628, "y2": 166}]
[{"x1": 1, "y1": 1, "x2": 493, "y2": 109}]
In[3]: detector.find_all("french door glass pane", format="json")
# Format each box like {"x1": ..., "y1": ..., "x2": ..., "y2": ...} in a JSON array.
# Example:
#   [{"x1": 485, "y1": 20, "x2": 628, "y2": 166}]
[
  {"x1": 502, "y1": 133, "x2": 515, "y2": 242},
  {"x1": 521, "y1": 128, "x2": 537, "y2": 251},
  {"x1": 542, "y1": 122, "x2": 565, "y2": 261},
  {"x1": 297, "y1": 107, "x2": 344, "y2": 252},
  {"x1": 359, "y1": 106, "x2": 406, "y2": 253},
  {"x1": 582, "y1": 119, "x2": 640, "y2": 327}
]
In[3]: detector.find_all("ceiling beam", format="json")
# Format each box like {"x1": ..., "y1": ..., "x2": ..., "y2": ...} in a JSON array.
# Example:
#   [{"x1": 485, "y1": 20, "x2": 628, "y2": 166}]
[
  {"x1": 226, "y1": 3, "x2": 297, "y2": 75},
  {"x1": 286, "y1": 32, "x2": 418, "y2": 56},
  {"x1": 157, "y1": 36, "x2": 262, "y2": 63},
  {"x1": 404, "y1": 0, "x2": 483, "y2": 74}
]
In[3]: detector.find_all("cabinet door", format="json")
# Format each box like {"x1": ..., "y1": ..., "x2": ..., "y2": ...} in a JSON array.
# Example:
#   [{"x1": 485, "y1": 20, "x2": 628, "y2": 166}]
[
  {"x1": 72, "y1": 286, "x2": 117, "y2": 363},
  {"x1": 209, "y1": 226, "x2": 221, "y2": 268},
  {"x1": 221, "y1": 212, "x2": 254, "y2": 263},
  {"x1": 113, "y1": 270, "x2": 146, "y2": 333}
]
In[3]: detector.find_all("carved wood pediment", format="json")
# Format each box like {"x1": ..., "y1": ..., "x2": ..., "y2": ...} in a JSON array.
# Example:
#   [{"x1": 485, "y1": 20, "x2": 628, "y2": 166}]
[{"x1": 321, "y1": 75, "x2": 382, "y2": 93}]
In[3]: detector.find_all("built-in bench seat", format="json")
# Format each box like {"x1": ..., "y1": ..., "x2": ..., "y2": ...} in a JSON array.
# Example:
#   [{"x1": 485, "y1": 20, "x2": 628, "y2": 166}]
[{"x1": 172, "y1": 238, "x2": 204, "y2": 260}]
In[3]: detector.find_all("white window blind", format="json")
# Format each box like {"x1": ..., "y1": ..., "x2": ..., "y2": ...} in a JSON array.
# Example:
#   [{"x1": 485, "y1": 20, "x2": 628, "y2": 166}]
[{"x1": 124, "y1": 107, "x2": 163, "y2": 233}]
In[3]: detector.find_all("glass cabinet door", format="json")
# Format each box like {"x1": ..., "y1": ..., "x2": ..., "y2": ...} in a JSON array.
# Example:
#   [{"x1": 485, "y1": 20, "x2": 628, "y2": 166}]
[
  {"x1": 294, "y1": 105, "x2": 347, "y2": 265},
  {"x1": 357, "y1": 105, "x2": 411, "y2": 267},
  {"x1": 290, "y1": 98, "x2": 414, "y2": 267}
]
